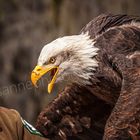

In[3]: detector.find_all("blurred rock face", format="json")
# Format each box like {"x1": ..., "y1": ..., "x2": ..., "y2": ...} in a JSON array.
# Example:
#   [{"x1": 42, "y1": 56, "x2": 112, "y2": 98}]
[{"x1": 0, "y1": 0, "x2": 140, "y2": 125}]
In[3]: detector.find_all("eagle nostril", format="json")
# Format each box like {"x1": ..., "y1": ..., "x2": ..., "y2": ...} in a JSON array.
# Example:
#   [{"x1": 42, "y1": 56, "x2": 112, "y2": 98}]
[{"x1": 36, "y1": 68, "x2": 41, "y2": 71}]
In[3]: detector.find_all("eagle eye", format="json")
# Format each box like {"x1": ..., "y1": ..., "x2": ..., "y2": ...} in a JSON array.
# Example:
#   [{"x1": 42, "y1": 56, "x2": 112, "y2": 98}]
[{"x1": 49, "y1": 57, "x2": 56, "y2": 64}]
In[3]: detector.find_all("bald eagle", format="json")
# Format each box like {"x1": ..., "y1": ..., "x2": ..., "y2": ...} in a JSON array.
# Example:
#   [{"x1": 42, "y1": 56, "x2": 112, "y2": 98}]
[{"x1": 31, "y1": 14, "x2": 140, "y2": 140}]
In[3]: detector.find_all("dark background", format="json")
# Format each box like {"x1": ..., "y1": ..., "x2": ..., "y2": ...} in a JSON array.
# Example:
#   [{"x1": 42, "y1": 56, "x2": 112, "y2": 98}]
[{"x1": 0, "y1": 0, "x2": 139, "y2": 125}]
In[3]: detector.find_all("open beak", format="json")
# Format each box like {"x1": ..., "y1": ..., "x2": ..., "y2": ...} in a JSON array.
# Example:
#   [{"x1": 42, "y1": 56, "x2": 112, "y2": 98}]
[{"x1": 31, "y1": 65, "x2": 59, "y2": 93}]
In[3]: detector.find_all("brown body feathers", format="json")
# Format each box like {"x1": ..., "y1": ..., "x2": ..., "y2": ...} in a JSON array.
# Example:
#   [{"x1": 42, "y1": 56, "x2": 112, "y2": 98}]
[{"x1": 36, "y1": 14, "x2": 140, "y2": 140}]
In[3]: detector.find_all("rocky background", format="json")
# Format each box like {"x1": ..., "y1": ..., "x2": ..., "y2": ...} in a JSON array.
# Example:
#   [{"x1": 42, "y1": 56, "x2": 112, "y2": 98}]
[{"x1": 0, "y1": 0, "x2": 140, "y2": 125}]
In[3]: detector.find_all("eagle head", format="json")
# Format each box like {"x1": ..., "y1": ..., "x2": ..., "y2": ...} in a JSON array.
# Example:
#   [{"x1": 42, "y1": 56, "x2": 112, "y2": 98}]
[{"x1": 31, "y1": 34, "x2": 99, "y2": 93}]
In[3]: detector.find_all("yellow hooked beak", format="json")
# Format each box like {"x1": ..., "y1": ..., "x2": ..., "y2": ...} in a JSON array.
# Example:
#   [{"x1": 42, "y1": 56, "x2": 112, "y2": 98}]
[{"x1": 31, "y1": 65, "x2": 59, "y2": 93}]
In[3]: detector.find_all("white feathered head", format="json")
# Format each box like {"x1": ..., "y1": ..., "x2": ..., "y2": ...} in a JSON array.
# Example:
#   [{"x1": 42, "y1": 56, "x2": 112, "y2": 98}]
[{"x1": 31, "y1": 34, "x2": 99, "y2": 93}]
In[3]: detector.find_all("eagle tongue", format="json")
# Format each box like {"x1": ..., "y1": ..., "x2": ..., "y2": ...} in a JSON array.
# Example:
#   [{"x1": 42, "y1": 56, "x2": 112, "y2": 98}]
[{"x1": 51, "y1": 69, "x2": 56, "y2": 78}]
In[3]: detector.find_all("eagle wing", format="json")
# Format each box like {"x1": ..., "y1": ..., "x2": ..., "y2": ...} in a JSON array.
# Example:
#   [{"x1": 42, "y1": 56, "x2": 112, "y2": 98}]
[
  {"x1": 94, "y1": 24, "x2": 140, "y2": 139},
  {"x1": 36, "y1": 85, "x2": 112, "y2": 140}
]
